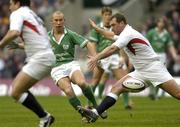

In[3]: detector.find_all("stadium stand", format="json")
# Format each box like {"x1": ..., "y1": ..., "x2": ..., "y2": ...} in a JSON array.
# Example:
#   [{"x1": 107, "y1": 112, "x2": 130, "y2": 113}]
[{"x1": 0, "y1": 0, "x2": 179, "y2": 79}]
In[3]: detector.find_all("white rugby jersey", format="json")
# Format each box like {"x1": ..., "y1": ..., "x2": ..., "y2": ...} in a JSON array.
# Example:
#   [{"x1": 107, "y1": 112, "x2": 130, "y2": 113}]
[
  {"x1": 10, "y1": 7, "x2": 53, "y2": 61},
  {"x1": 113, "y1": 25, "x2": 159, "y2": 71}
]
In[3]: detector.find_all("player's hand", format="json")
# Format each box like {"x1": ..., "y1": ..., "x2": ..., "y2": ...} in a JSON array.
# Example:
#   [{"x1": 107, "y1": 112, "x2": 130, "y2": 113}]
[
  {"x1": 87, "y1": 55, "x2": 98, "y2": 71},
  {"x1": 175, "y1": 55, "x2": 180, "y2": 64},
  {"x1": 89, "y1": 19, "x2": 98, "y2": 29},
  {"x1": 6, "y1": 41, "x2": 19, "y2": 49}
]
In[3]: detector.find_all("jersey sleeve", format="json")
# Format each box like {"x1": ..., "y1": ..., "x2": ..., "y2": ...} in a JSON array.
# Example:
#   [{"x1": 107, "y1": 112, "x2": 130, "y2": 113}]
[
  {"x1": 10, "y1": 11, "x2": 24, "y2": 32},
  {"x1": 113, "y1": 32, "x2": 131, "y2": 49},
  {"x1": 89, "y1": 29, "x2": 99, "y2": 43},
  {"x1": 70, "y1": 31, "x2": 88, "y2": 48}
]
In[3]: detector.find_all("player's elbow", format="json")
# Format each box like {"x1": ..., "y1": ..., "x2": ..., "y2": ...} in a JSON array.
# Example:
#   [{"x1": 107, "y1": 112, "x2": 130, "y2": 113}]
[
  {"x1": 110, "y1": 45, "x2": 119, "y2": 53},
  {"x1": 8, "y1": 30, "x2": 21, "y2": 38}
]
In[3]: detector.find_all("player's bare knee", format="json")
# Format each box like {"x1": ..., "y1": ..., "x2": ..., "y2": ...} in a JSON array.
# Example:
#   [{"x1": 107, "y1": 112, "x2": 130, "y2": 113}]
[
  {"x1": 111, "y1": 84, "x2": 123, "y2": 94},
  {"x1": 173, "y1": 92, "x2": 180, "y2": 100},
  {"x1": 64, "y1": 86, "x2": 73, "y2": 95},
  {"x1": 77, "y1": 80, "x2": 86, "y2": 88}
]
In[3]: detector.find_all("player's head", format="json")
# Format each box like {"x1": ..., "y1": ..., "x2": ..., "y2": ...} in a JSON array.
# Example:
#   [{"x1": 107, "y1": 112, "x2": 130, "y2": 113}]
[
  {"x1": 51, "y1": 11, "x2": 65, "y2": 31},
  {"x1": 156, "y1": 17, "x2": 166, "y2": 30},
  {"x1": 101, "y1": 7, "x2": 112, "y2": 27},
  {"x1": 110, "y1": 13, "x2": 127, "y2": 35},
  {"x1": 9, "y1": 0, "x2": 31, "y2": 12}
]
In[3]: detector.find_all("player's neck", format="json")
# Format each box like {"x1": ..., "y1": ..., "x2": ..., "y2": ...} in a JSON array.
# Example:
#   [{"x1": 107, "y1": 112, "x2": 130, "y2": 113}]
[
  {"x1": 104, "y1": 23, "x2": 111, "y2": 28},
  {"x1": 54, "y1": 28, "x2": 64, "y2": 35},
  {"x1": 157, "y1": 27, "x2": 164, "y2": 33}
]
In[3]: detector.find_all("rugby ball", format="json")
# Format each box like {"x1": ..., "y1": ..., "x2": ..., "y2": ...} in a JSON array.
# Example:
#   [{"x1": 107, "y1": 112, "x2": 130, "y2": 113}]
[{"x1": 122, "y1": 78, "x2": 146, "y2": 92}]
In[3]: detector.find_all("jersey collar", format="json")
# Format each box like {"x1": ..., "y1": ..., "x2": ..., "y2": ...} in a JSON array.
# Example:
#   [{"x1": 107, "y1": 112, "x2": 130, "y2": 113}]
[
  {"x1": 100, "y1": 22, "x2": 112, "y2": 31},
  {"x1": 51, "y1": 27, "x2": 68, "y2": 44}
]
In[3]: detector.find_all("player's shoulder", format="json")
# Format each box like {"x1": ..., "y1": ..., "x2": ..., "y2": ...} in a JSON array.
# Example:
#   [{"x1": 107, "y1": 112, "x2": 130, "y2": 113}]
[
  {"x1": 65, "y1": 28, "x2": 74, "y2": 34},
  {"x1": 11, "y1": 7, "x2": 29, "y2": 18},
  {"x1": 66, "y1": 27, "x2": 80, "y2": 37},
  {"x1": 148, "y1": 28, "x2": 156, "y2": 34}
]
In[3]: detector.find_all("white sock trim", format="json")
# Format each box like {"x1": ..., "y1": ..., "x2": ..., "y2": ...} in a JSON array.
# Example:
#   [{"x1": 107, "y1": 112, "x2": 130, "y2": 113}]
[
  {"x1": 107, "y1": 93, "x2": 118, "y2": 101},
  {"x1": 18, "y1": 92, "x2": 28, "y2": 103},
  {"x1": 92, "y1": 109, "x2": 99, "y2": 116}
]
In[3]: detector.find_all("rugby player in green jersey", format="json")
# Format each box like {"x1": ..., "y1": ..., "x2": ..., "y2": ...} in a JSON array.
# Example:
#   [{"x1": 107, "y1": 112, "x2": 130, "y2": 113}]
[
  {"x1": 48, "y1": 11, "x2": 107, "y2": 121},
  {"x1": 146, "y1": 18, "x2": 178, "y2": 100}
]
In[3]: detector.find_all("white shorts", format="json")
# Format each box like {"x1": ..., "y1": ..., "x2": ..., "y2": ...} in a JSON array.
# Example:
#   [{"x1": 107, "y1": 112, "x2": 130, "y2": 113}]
[
  {"x1": 22, "y1": 62, "x2": 52, "y2": 80},
  {"x1": 128, "y1": 61, "x2": 173, "y2": 87},
  {"x1": 22, "y1": 52, "x2": 55, "y2": 80},
  {"x1": 100, "y1": 54, "x2": 127, "y2": 73},
  {"x1": 156, "y1": 53, "x2": 167, "y2": 65},
  {"x1": 51, "y1": 61, "x2": 81, "y2": 84}
]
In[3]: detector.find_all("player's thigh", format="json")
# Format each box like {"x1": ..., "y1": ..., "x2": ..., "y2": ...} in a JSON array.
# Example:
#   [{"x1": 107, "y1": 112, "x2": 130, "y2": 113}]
[
  {"x1": 11, "y1": 71, "x2": 38, "y2": 97},
  {"x1": 112, "y1": 68, "x2": 127, "y2": 80},
  {"x1": 57, "y1": 77, "x2": 75, "y2": 97},
  {"x1": 23, "y1": 61, "x2": 51, "y2": 80},
  {"x1": 160, "y1": 79, "x2": 180, "y2": 98},
  {"x1": 12, "y1": 61, "x2": 51, "y2": 95},
  {"x1": 71, "y1": 70, "x2": 86, "y2": 85}
]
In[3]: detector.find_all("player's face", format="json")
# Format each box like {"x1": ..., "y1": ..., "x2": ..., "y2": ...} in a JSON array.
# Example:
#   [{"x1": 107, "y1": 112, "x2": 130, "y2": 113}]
[
  {"x1": 110, "y1": 18, "x2": 124, "y2": 35},
  {"x1": 157, "y1": 19, "x2": 165, "y2": 29},
  {"x1": 52, "y1": 13, "x2": 65, "y2": 30},
  {"x1": 9, "y1": 0, "x2": 19, "y2": 12},
  {"x1": 102, "y1": 12, "x2": 112, "y2": 27}
]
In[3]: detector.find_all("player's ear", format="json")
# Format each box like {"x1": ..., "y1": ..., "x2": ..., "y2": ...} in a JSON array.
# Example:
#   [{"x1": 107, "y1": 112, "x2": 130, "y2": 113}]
[{"x1": 16, "y1": 1, "x2": 20, "y2": 7}]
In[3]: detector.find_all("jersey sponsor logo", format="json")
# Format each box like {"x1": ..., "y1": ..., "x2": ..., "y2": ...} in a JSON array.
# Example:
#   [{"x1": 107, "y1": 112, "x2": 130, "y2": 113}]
[{"x1": 63, "y1": 44, "x2": 69, "y2": 50}]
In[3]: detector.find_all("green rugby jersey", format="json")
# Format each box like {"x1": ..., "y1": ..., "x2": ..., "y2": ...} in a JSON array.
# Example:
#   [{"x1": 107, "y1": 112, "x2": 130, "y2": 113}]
[
  {"x1": 146, "y1": 27, "x2": 173, "y2": 53},
  {"x1": 48, "y1": 27, "x2": 88, "y2": 67},
  {"x1": 89, "y1": 22, "x2": 113, "y2": 52}
]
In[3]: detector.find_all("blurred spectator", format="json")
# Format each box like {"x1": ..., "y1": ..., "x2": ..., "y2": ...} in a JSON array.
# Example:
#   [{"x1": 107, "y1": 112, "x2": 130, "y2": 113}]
[
  {"x1": 165, "y1": 2, "x2": 180, "y2": 22},
  {"x1": 83, "y1": 0, "x2": 128, "y2": 8},
  {"x1": 36, "y1": 0, "x2": 53, "y2": 19},
  {"x1": 148, "y1": 0, "x2": 163, "y2": 12},
  {"x1": 101, "y1": 0, "x2": 128, "y2": 6},
  {"x1": 0, "y1": 0, "x2": 179, "y2": 79}
]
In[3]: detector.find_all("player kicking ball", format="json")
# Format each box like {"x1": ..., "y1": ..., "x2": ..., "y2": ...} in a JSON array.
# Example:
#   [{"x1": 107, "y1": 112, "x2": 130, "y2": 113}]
[{"x1": 78, "y1": 13, "x2": 180, "y2": 123}]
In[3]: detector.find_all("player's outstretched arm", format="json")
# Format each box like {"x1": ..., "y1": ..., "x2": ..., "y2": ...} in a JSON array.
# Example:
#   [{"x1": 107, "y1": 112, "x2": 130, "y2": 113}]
[
  {"x1": 0, "y1": 30, "x2": 20, "y2": 49},
  {"x1": 88, "y1": 44, "x2": 119, "y2": 70},
  {"x1": 89, "y1": 19, "x2": 115, "y2": 41},
  {"x1": 86, "y1": 41, "x2": 97, "y2": 56}
]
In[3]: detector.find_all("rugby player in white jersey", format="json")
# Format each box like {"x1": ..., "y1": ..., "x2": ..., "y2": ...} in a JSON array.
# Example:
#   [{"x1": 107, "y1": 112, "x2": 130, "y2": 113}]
[
  {"x1": 78, "y1": 13, "x2": 180, "y2": 123},
  {"x1": 0, "y1": 0, "x2": 55, "y2": 127},
  {"x1": 89, "y1": 7, "x2": 133, "y2": 109}
]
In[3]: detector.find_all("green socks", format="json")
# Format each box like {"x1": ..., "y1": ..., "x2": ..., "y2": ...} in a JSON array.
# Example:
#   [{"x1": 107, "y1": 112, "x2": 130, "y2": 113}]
[
  {"x1": 122, "y1": 92, "x2": 129, "y2": 107},
  {"x1": 82, "y1": 86, "x2": 97, "y2": 107},
  {"x1": 92, "y1": 85, "x2": 97, "y2": 93},
  {"x1": 68, "y1": 97, "x2": 81, "y2": 110},
  {"x1": 98, "y1": 83, "x2": 105, "y2": 99}
]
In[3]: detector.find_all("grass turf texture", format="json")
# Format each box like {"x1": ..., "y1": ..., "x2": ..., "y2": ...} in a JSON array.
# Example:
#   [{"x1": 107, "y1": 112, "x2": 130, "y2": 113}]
[{"x1": 0, "y1": 96, "x2": 180, "y2": 127}]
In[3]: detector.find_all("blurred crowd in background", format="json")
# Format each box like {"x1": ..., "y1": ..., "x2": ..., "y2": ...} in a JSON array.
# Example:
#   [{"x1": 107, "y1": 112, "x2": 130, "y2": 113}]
[{"x1": 0, "y1": 0, "x2": 180, "y2": 78}]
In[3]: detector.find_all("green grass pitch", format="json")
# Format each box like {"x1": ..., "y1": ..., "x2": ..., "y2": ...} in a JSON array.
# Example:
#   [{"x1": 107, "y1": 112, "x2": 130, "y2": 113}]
[{"x1": 0, "y1": 96, "x2": 180, "y2": 127}]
